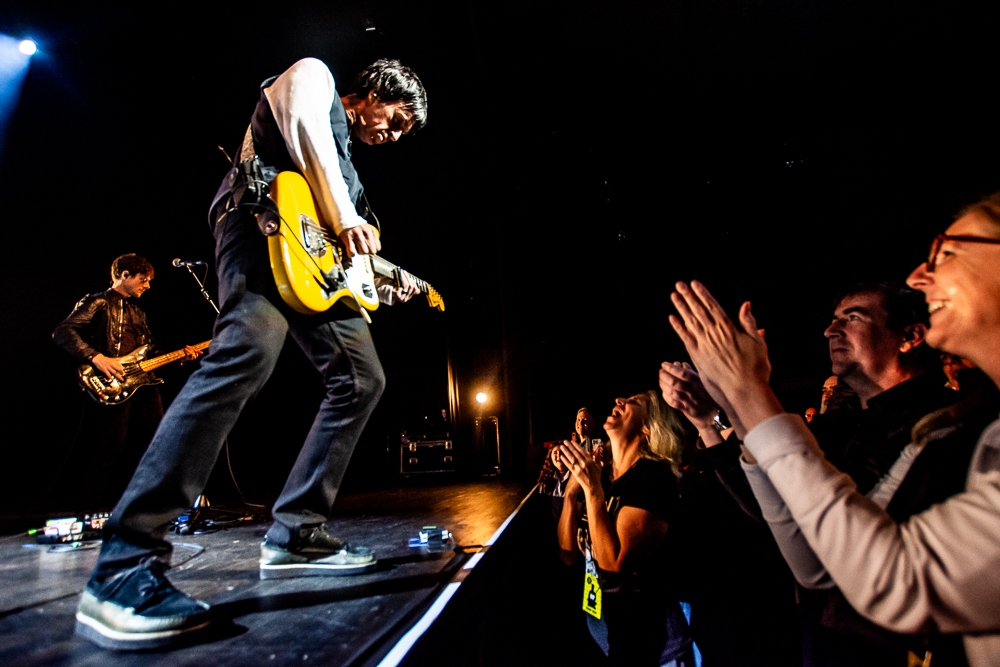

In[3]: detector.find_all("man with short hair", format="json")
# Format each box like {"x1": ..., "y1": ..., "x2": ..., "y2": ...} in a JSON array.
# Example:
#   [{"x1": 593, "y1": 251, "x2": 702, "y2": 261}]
[
  {"x1": 811, "y1": 283, "x2": 951, "y2": 493},
  {"x1": 825, "y1": 288, "x2": 928, "y2": 405},
  {"x1": 52, "y1": 254, "x2": 198, "y2": 509},
  {"x1": 75, "y1": 57, "x2": 429, "y2": 650}
]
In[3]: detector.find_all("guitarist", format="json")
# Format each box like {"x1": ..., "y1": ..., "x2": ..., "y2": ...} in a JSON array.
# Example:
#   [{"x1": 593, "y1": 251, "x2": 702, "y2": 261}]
[
  {"x1": 75, "y1": 58, "x2": 429, "y2": 650},
  {"x1": 51, "y1": 254, "x2": 202, "y2": 510}
]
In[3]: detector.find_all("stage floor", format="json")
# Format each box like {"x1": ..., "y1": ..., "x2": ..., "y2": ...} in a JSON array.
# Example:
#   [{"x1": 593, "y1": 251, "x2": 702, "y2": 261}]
[{"x1": 0, "y1": 478, "x2": 532, "y2": 667}]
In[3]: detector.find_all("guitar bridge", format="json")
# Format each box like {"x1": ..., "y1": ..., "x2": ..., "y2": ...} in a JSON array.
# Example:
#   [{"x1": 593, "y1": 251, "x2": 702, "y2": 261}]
[{"x1": 300, "y1": 214, "x2": 329, "y2": 257}]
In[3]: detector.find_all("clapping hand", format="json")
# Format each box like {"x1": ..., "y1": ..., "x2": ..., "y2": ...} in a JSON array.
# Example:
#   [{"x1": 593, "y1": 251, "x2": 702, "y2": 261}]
[
  {"x1": 669, "y1": 281, "x2": 782, "y2": 433},
  {"x1": 559, "y1": 439, "x2": 604, "y2": 501},
  {"x1": 658, "y1": 361, "x2": 720, "y2": 431}
]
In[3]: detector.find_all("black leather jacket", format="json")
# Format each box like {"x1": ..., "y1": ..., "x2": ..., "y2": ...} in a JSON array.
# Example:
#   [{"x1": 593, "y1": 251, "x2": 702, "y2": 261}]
[{"x1": 52, "y1": 289, "x2": 157, "y2": 362}]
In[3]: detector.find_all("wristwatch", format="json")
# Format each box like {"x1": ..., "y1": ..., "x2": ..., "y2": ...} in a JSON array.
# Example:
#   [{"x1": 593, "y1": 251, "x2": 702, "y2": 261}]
[{"x1": 710, "y1": 409, "x2": 731, "y2": 432}]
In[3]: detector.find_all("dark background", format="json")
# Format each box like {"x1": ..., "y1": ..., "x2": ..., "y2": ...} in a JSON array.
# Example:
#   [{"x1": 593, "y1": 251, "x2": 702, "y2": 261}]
[{"x1": 1, "y1": 1, "x2": 998, "y2": 512}]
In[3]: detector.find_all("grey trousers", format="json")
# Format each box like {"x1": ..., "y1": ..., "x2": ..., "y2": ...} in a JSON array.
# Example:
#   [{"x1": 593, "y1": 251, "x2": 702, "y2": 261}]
[{"x1": 92, "y1": 183, "x2": 385, "y2": 581}]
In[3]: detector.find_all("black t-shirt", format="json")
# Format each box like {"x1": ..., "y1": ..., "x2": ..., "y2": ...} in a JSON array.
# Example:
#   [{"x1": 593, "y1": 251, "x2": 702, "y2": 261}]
[
  {"x1": 605, "y1": 457, "x2": 678, "y2": 523},
  {"x1": 582, "y1": 457, "x2": 685, "y2": 666},
  {"x1": 588, "y1": 458, "x2": 679, "y2": 596}
]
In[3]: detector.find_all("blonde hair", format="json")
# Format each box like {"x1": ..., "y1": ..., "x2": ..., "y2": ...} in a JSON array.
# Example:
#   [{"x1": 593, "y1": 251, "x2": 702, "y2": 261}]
[{"x1": 636, "y1": 389, "x2": 687, "y2": 477}]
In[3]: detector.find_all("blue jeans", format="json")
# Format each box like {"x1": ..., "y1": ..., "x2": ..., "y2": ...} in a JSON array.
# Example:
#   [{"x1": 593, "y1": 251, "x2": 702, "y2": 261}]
[{"x1": 92, "y1": 179, "x2": 385, "y2": 582}]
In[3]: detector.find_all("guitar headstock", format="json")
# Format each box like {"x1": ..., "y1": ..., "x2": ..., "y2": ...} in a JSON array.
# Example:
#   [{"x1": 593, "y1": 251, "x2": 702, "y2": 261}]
[{"x1": 425, "y1": 286, "x2": 445, "y2": 312}]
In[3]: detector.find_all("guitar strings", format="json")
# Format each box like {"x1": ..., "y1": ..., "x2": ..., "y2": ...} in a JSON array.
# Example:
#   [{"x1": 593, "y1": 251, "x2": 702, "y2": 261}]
[
  {"x1": 248, "y1": 202, "x2": 401, "y2": 293},
  {"x1": 309, "y1": 226, "x2": 433, "y2": 294},
  {"x1": 238, "y1": 201, "x2": 375, "y2": 311}
]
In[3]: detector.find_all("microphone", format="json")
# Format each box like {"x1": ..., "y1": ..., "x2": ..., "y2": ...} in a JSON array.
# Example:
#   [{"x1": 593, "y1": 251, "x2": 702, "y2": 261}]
[{"x1": 173, "y1": 258, "x2": 205, "y2": 268}]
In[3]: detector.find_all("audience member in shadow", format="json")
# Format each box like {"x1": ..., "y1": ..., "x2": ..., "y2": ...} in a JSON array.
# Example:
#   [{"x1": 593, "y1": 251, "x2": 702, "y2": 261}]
[
  {"x1": 666, "y1": 191, "x2": 1000, "y2": 667},
  {"x1": 659, "y1": 361, "x2": 802, "y2": 666},
  {"x1": 557, "y1": 391, "x2": 694, "y2": 667}
]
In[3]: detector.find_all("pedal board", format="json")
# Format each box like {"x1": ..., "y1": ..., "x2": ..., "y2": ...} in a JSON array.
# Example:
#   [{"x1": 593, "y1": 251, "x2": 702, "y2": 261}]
[{"x1": 31, "y1": 513, "x2": 109, "y2": 544}]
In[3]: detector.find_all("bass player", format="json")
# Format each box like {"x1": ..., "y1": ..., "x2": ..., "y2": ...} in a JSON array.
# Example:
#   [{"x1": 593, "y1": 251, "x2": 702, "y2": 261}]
[
  {"x1": 75, "y1": 57, "x2": 428, "y2": 650},
  {"x1": 51, "y1": 253, "x2": 202, "y2": 510}
]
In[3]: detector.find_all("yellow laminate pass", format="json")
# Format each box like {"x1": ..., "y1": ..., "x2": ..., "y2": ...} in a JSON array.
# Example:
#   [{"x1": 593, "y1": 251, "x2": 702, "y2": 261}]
[{"x1": 582, "y1": 571, "x2": 602, "y2": 619}]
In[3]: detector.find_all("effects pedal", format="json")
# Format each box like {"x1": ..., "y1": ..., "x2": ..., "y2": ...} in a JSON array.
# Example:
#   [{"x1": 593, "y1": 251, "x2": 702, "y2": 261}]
[{"x1": 31, "y1": 513, "x2": 109, "y2": 544}]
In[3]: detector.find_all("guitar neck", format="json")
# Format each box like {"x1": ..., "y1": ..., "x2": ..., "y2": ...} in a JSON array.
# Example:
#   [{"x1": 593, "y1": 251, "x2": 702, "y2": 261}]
[
  {"x1": 138, "y1": 340, "x2": 212, "y2": 372},
  {"x1": 370, "y1": 256, "x2": 432, "y2": 294}
]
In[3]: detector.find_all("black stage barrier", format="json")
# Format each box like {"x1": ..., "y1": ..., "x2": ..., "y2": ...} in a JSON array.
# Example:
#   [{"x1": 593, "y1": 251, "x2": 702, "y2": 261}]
[{"x1": 392, "y1": 489, "x2": 606, "y2": 667}]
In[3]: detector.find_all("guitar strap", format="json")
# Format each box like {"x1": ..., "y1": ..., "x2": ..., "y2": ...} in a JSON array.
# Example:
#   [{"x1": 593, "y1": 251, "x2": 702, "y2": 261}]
[
  {"x1": 241, "y1": 122, "x2": 379, "y2": 234},
  {"x1": 239, "y1": 124, "x2": 256, "y2": 163},
  {"x1": 234, "y1": 126, "x2": 280, "y2": 236}
]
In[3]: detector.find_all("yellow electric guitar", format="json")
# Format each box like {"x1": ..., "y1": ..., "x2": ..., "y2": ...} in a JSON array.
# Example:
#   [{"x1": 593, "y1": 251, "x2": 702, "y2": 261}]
[{"x1": 266, "y1": 171, "x2": 444, "y2": 316}]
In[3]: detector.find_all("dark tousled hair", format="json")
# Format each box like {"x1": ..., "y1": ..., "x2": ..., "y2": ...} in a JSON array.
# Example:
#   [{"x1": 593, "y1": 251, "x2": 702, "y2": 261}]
[
  {"x1": 350, "y1": 59, "x2": 428, "y2": 133},
  {"x1": 833, "y1": 281, "x2": 938, "y2": 372},
  {"x1": 833, "y1": 281, "x2": 929, "y2": 333},
  {"x1": 111, "y1": 253, "x2": 154, "y2": 279}
]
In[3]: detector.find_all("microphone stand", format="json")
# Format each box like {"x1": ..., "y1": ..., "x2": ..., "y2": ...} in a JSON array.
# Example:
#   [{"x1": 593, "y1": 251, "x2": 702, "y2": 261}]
[
  {"x1": 173, "y1": 259, "x2": 263, "y2": 526},
  {"x1": 182, "y1": 264, "x2": 220, "y2": 314},
  {"x1": 176, "y1": 262, "x2": 219, "y2": 525}
]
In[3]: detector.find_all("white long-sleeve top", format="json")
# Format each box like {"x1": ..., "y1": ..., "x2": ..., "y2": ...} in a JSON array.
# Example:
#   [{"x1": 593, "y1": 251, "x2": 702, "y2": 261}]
[
  {"x1": 742, "y1": 437, "x2": 928, "y2": 590},
  {"x1": 742, "y1": 412, "x2": 1000, "y2": 667},
  {"x1": 264, "y1": 57, "x2": 366, "y2": 237}
]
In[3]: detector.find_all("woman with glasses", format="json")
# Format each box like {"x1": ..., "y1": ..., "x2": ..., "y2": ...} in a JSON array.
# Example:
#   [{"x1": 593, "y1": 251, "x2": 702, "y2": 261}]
[{"x1": 666, "y1": 191, "x2": 1000, "y2": 667}]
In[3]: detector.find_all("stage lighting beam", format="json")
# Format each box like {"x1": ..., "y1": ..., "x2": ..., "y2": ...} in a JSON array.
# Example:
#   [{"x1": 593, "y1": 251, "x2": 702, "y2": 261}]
[
  {"x1": 1, "y1": 34, "x2": 36, "y2": 159},
  {"x1": 475, "y1": 392, "x2": 488, "y2": 404}
]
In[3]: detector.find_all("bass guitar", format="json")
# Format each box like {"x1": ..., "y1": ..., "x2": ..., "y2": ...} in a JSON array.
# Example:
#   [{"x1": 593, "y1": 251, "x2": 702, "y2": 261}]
[
  {"x1": 78, "y1": 340, "x2": 211, "y2": 405},
  {"x1": 265, "y1": 170, "x2": 445, "y2": 316}
]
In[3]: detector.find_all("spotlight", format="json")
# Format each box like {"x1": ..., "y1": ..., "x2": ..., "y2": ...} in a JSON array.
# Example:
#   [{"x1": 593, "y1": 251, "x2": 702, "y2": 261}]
[
  {"x1": 19, "y1": 40, "x2": 36, "y2": 56},
  {"x1": 475, "y1": 392, "x2": 488, "y2": 404}
]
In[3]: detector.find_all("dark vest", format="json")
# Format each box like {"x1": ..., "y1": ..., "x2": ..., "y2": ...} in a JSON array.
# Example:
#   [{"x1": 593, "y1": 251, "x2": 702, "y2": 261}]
[{"x1": 249, "y1": 75, "x2": 365, "y2": 209}]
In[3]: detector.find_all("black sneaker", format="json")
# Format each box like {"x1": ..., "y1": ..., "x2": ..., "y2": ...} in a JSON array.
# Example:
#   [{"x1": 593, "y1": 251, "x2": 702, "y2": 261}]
[
  {"x1": 259, "y1": 525, "x2": 376, "y2": 579},
  {"x1": 75, "y1": 564, "x2": 211, "y2": 650}
]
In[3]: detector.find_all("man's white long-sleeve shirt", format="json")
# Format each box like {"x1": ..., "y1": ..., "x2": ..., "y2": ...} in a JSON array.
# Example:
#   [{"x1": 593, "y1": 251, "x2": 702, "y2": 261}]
[{"x1": 264, "y1": 58, "x2": 366, "y2": 237}]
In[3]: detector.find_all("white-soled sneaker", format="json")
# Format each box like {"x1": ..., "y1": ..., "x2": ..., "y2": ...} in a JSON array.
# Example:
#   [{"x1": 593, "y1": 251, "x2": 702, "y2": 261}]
[
  {"x1": 75, "y1": 565, "x2": 211, "y2": 650},
  {"x1": 259, "y1": 530, "x2": 376, "y2": 580}
]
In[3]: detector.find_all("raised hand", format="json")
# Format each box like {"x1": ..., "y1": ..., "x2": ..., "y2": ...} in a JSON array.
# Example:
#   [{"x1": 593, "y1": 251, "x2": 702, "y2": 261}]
[
  {"x1": 669, "y1": 281, "x2": 783, "y2": 433},
  {"x1": 559, "y1": 439, "x2": 604, "y2": 500},
  {"x1": 659, "y1": 361, "x2": 719, "y2": 430},
  {"x1": 669, "y1": 281, "x2": 770, "y2": 393}
]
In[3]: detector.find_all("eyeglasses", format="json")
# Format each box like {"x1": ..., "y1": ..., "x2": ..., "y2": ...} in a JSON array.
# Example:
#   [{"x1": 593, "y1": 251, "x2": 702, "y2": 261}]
[{"x1": 926, "y1": 234, "x2": 1000, "y2": 272}]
